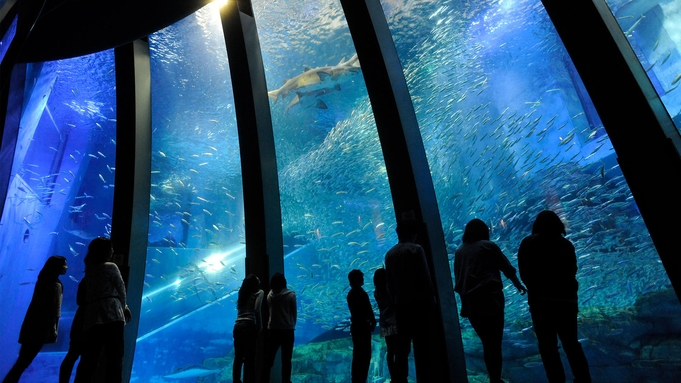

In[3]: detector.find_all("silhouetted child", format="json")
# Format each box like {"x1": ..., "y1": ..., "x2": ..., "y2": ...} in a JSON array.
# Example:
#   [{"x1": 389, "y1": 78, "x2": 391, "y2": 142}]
[
  {"x1": 373, "y1": 268, "x2": 397, "y2": 382},
  {"x1": 347, "y1": 269, "x2": 376, "y2": 383},
  {"x1": 3, "y1": 256, "x2": 68, "y2": 383}
]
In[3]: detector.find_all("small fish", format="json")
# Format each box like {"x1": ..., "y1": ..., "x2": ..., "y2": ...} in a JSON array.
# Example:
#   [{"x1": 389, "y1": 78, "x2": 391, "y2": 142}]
[
  {"x1": 99, "y1": 174, "x2": 106, "y2": 183},
  {"x1": 69, "y1": 275, "x2": 79, "y2": 283}
]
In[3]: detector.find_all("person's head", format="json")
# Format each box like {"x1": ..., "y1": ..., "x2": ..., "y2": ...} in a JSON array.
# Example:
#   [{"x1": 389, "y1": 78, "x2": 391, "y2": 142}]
[
  {"x1": 241, "y1": 274, "x2": 260, "y2": 292},
  {"x1": 85, "y1": 237, "x2": 113, "y2": 265},
  {"x1": 38, "y1": 255, "x2": 67, "y2": 280},
  {"x1": 395, "y1": 220, "x2": 419, "y2": 242},
  {"x1": 462, "y1": 218, "x2": 489, "y2": 244},
  {"x1": 348, "y1": 269, "x2": 364, "y2": 288},
  {"x1": 237, "y1": 274, "x2": 261, "y2": 309},
  {"x1": 531, "y1": 210, "x2": 566, "y2": 236},
  {"x1": 270, "y1": 272, "x2": 287, "y2": 290},
  {"x1": 373, "y1": 268, "x2": 387, "y2": 291}
]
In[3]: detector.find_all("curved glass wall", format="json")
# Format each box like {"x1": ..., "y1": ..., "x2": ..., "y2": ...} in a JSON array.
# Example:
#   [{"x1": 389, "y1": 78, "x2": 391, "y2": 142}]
[
  {"x1": 604, "y1": 0, "x2": 681, "y2": 129},
  {"x1": 381, "y1": 0, "x2": 673, "y2": 381},
  {"x1": 130, "y1": 4, "x2": 245, "y2": 382},
  {"x1": 253, "y1": 0, "x2": 398, "y2": 380},
  {"x1": 0, "y1": 50, "x2": 117, "y2": 380}
]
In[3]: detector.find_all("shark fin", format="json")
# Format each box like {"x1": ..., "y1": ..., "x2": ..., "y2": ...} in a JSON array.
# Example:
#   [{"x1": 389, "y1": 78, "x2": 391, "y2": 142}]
[
  {"x1": 337, "y1": 57, "x2": 346, "y2": 65},
  {"x1": 303, "y1": 67, "x2": 312, "y2": 72},
  {"x1": 318, "y1": 71, "x2": 332, "y2": 81},
  {"x1": 314, "y1": 99, "x2": 328, "y2": 110}
]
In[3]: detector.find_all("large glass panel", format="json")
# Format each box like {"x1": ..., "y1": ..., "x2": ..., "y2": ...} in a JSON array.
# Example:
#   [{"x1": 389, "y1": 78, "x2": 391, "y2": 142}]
[
  {"x1": 0, "y1": 50, "x2": 116, "y2": 380},
  {"x1": 253, "y1": 0, "x2": 398, "y2": 381},
  {"x1": 604, "y1": 0, "x2": 681, "y2": 129},
  {"x1": 381, "y1": 0, "x2": 674, "y2": 381},
  {"x1": 130, "y1": 4, "x2": 245, "y2": 382}
]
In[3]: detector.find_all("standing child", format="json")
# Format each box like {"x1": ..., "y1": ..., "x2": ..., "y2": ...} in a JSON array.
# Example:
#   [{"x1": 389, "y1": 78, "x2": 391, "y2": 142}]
[
  {"x1": 373, "y1": 268, "x2": 397, "y2": 382},
  {"x1": 347, "y1": 269, "x2": 377, "y2": 383}
]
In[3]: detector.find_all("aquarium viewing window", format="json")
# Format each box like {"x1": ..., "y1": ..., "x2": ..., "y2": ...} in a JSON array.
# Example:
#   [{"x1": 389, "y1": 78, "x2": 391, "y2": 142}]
[
  {"x1": 0, "y1": 0, "x2": 679, "y2": 382},
  {"x1": 603, "y1": 0, "x2": 681, "y2": 130},
  {"x1": 0, "y1": 49, "x2": 117, "y2": 378}
]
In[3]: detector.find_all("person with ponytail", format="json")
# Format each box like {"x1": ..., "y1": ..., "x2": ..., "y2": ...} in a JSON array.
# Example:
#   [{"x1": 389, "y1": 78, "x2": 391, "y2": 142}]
[
  {"x1": 232, "y1": 274, "x2": 264, "y2": 383},
  {"x1": 2, "y1": 255, "x2": 67, "y2": 383}
]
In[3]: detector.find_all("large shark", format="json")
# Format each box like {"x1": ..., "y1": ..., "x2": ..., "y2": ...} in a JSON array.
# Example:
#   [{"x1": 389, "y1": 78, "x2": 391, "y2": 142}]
[
  {"x1": 162, "y1": 365, "x2": 222, "y2": 379},
  {"x1": 267, "y1": 53, "x2": 361, "y2": 104}
]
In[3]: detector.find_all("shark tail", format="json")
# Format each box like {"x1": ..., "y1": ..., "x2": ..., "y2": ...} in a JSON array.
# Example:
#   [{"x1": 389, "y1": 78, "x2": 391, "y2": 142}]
[{"x1": 267, "y1": 90, "x2": 279, "y2": 103}]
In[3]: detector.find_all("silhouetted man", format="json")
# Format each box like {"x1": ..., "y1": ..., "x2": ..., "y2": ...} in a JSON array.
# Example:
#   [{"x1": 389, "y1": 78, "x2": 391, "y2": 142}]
[{"x1": 384, "y1": 220, "x2": 435, "y2": 383}]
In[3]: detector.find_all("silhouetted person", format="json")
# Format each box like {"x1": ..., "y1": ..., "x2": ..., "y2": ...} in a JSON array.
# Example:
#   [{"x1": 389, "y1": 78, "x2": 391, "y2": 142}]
[
  {"x1": 264, "y1": 272, "x2": 296, "y2": 383},
  {"x1": 59, "y1": 306, "x2": 84, "y2": 383},
  {"x1": 60, "y1": 256, "x2": 92, "y2": 383},
  {"x1": 373, "y1": 268, "x2": 398, "y2": 381},
  {"x1": 347, "y1": 269, "x2": 377, "y2": 383},
  {"x1": 384, "y1": 220, "x2": 436, "y2": 383},
  {"x1": 74, "y1": 237, "x2": 132, "y2": 383},
  {"x1": 3, "y1": 256, "x2": 67, "y2": 383},
  {"x1": 518, "y1": 210, "x2": 591, "y2": 383},
  {"x1": 454, "y1": 219, "x2": 526, "y2": 383},
  {"x1": 232, "y1": 274, "x2": 264, "y2": 383}
]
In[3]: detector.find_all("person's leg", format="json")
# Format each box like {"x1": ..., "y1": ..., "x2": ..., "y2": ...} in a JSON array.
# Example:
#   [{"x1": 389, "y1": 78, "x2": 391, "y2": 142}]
[
  {"x1": 232, "y1": 324, "x2": 246, "y2": 383},
  {"x1": 2, "y1": 343, "x2": 43, "y2": 383},
  {"x1": 280, "y1": 330, "x2": 295, "y2": 383},
  {"x1": 263, "y1": 329, "x2": 281, "y2": 383},
  {"x1": 393, "y1": 308, "x2": 413, "y2": 383},
  {"x1": 385, "y1": 334, "x2": 398, "y2": 381},
  {"x1": 393, "y1": 329, "x2": 411, "y2": 383},
  {"x1": 469, "y1": 313, "x2": 504, "y2": 383},
  {"x1": 74, "y1": 326, "x2": 105, "y2": 383},
  {"x1": 556, "y1": 308, "x2": 591, "y2": 383},
  {"x1": 102, "y1": 321, "x2": 124, "y2": 383},
  {"x1": 59, "y1": 343, "x2": 82, "y2": 383},
  {"x1": 531, "y1": 306, "x2": 566, "y2": 383},
  {"x1": 351, "y1": 329, "x2": 372, "y2": 382},
  {"x1": 242, "y1": 323, "x2": 258, "y2": 383}
]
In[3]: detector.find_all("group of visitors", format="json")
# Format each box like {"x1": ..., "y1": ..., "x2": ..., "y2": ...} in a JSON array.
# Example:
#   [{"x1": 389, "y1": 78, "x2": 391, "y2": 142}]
[
  {"x1": 232, "y1": 272, "x2": 297, "y2": 383},
  {"x1": 4, "y1": 210, "x2": 590, "y2": 383},
  {"x1": 454, "y1": 210, "x2": 592, "y2": 383},
  {"x1": 348, "y1": 211, "x2": 591, "y2": 383},
  {"x1": 2, "y1": 237, "x2": 131, "y2": 383}
]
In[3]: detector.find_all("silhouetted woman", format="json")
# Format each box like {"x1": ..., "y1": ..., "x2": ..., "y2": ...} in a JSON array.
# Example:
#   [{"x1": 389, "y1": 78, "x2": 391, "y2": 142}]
[
  {"x1": 73, "y1": 237, "x2": 131, "y2": 383},
  {"x1": 373, "y1": 268, "x2": 397, "y2": 382},
  {"x1": 2, "y1": 255, "x2": 67, "y2": 383},
  {"x1": 454, "y1": 219, "x2": 526, "y2": 383},
  {"x1": 264, "y1": 272, "x2": 296, "y2": 383},
  {"x1": 518, "y1": 210, "x2": 591, "y2": 383},
  {"x1": 232, "y1": 274, "x2": 264, "y2": 383}
]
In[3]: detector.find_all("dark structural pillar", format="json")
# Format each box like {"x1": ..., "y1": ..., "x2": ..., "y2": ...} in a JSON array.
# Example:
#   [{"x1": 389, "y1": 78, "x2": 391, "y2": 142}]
[
  {"x1": 540, "y1": 0, "x2": 681, "y2": 304},
  {"x1": 220, "y1": 1, "x2": 284, "y2": 382},
  {"x1": 113, "y1": 39, "x2": 152, "y2": 382},
  {"x1": 220, "y1": 0, "x2": 284, "y2": 296},
  {"x1": 0, "y1": 0, "x2": 21, "y2": 215},
  {"x1": 0, "y1": 61, "x2": 24, "y2": 217},
  {"x1": 340, "y1": 0, "x2": 468, "y2": 381}
]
